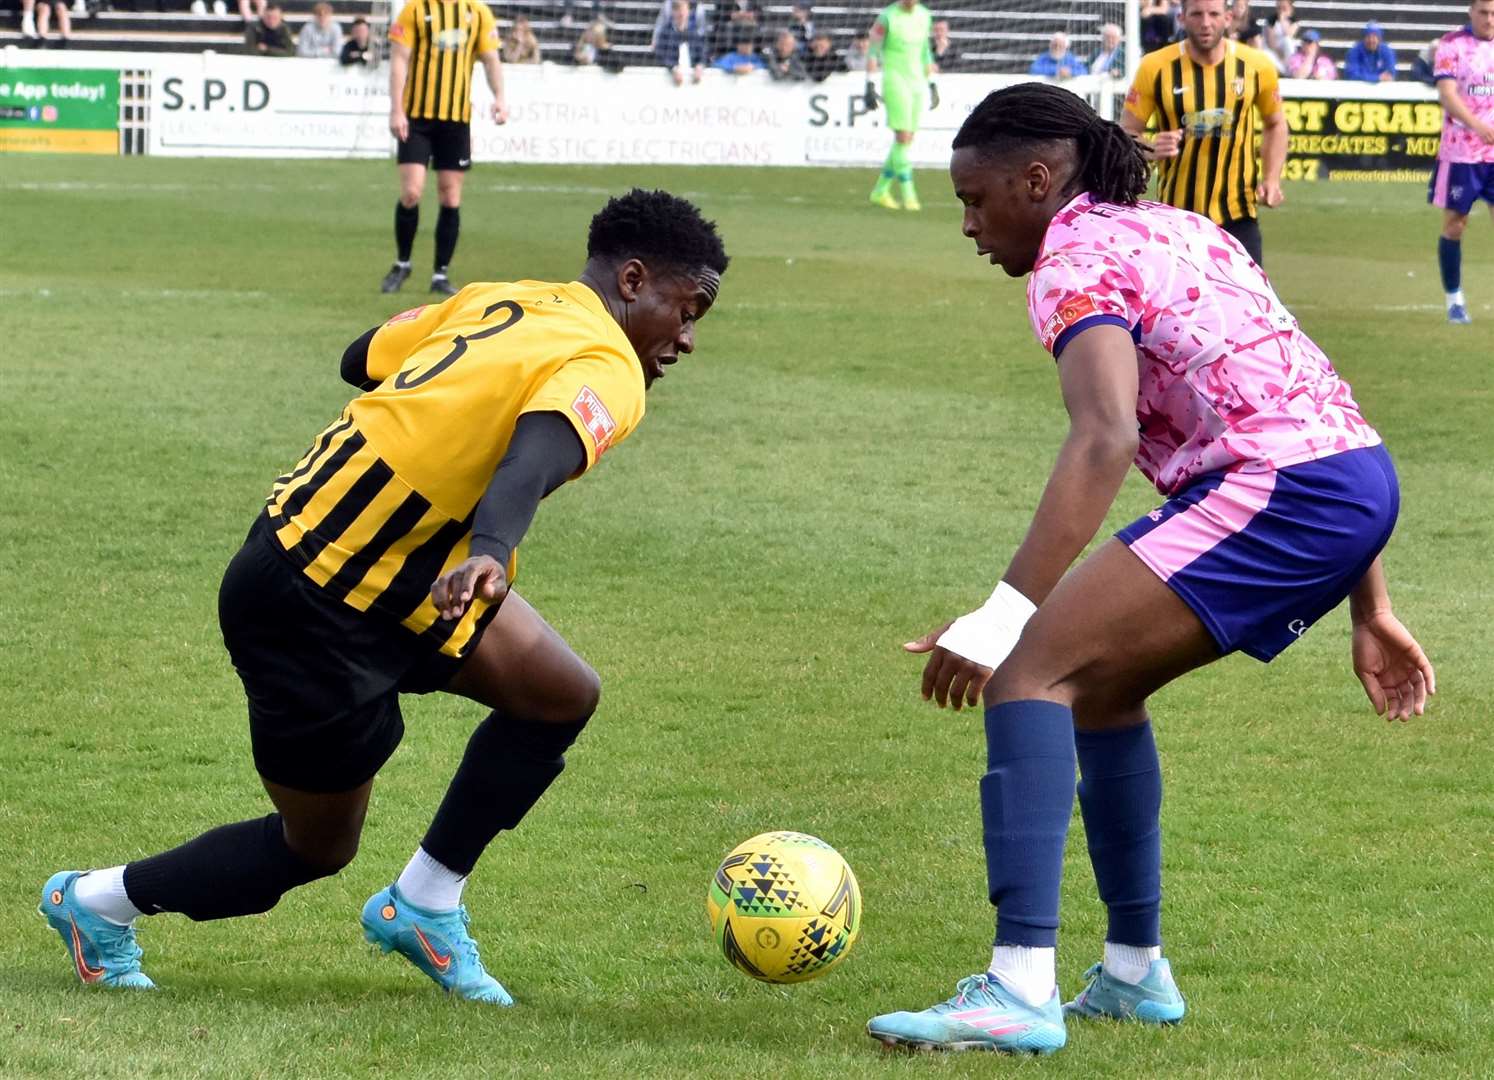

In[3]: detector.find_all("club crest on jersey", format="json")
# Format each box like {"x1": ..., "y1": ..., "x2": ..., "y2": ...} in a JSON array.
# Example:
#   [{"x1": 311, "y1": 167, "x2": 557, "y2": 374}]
[
  {"x1": 387, "y1": 305, "x2": 426, "y2": 324},
  {"x1": 571, "y1": 386, "x2": 617, "y2": 455},
  {"x1": 1039, "y1": 293, "x2": 1099, "y2": 351}
]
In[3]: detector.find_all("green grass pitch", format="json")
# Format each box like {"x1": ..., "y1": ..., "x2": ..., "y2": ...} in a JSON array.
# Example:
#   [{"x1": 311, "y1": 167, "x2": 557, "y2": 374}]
[{"x1": 1, "y1": 156, "x2": 1491, "y2": 1079}]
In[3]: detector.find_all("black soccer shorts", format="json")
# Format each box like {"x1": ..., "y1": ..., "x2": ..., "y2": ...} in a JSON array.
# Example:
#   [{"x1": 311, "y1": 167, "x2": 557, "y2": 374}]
[
  {"x1": 217, "y1": 513, "x2": 465, "y2": 793},
  {"x1": 396, "y1": 118, "x2": 472, "y2": 172}
]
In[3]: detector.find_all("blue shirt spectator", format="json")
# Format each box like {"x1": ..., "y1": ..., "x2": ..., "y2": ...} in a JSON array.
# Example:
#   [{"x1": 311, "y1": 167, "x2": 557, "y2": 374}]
[
  {"x1": 714, "y1": 38, "x2": 767, "y2": 72},
  {"x1": 1029, "y1": 31, "x2": 1078, "y2": 78},
  {"x1": 1343, "y1": 21, "x2": 1397, "y2": 81}
]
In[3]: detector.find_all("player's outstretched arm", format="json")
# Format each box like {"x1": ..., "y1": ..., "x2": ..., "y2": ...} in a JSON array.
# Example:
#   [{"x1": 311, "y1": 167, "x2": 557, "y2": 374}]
[
  {"x1": 907, "y1": 324, "x2": 1139, "y2": 709},
  {"x1": 1348, "y1": 556, "x2": 1436, "y2": 721},
  {"x1": 480, "y1": 49, "x2": 508, "y2": 124}
]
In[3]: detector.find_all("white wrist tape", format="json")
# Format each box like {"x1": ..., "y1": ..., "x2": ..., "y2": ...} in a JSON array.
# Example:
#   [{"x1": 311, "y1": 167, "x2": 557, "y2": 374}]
[{"x1": 934, "y1": 581, "x2": 1037, "y2": 670}]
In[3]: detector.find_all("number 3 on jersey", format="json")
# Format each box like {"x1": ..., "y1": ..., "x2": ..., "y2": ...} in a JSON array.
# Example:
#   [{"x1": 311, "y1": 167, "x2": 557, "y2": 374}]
[{"x1": 394, "y1": 300, "x2": 524, "y2": 390}]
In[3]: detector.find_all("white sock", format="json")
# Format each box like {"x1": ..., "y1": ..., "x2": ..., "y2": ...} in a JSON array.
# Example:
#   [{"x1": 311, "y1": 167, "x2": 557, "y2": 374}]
[
  {"x1": 1103, "y1": 942, "x2": 1161, "y2": 985},
  {"x1": 988, "y1": 945, "x2": 1056, "y2": 1008},
  {"x1": 1446, "y1": 289, "x2": 1466, "y2": 309},
  {"x1": 394, "y1": 847, "x2": 466, "y2": 912},
  {"x1": 73, "y1": 867, "x2": 143, "y2": 926}
]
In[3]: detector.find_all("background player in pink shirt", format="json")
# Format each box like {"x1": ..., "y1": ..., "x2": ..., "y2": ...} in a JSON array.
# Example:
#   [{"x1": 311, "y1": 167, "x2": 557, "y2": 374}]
[
  {"x1": 865, "y1": 82, "x2": 1435, "y2": 1056},
  {"x1": 1430, "y1": 0, "x2": 1494, "y2": 323}
]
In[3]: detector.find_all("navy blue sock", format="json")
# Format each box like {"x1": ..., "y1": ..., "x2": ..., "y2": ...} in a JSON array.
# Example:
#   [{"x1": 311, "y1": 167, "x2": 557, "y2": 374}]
[
  {"x1": 1438, "y1": 236, "x2": 1461, "y2": 294},
  {"x1": 982, "y1": 700, "x2": 1076, "y2": 947},
  {"x1": 1075, "y1": 722, "x2": 1163, "y2": 946}
]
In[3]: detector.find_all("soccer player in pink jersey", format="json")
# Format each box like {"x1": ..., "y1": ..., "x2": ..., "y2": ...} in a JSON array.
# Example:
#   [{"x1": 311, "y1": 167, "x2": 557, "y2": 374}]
[
  {"x1": 865, "y1": 83, "x2": 1436, "y2": 1056},
  {"x1": 1430, "y1": 0, "x2": 1494, "y2": 323}
]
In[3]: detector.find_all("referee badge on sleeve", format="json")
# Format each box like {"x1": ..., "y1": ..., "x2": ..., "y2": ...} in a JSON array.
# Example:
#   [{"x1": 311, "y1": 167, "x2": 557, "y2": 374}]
[{"x1": 571, "y1": 386, "x2": 617, "y2": 457}]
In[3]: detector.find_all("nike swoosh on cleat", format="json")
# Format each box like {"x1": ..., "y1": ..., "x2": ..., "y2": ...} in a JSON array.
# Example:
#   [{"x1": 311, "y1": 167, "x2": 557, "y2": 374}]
[
  {"x1": 69, "y1": 917, "x2": 107, "y2": 983},
  {"x1": 414, "y1": 926, "x2": 452, "y2": 973}
]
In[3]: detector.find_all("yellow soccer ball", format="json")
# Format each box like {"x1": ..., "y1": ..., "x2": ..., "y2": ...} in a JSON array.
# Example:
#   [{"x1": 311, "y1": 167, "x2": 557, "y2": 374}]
[{"x1": 707, "y1": 831, "x2": 861, "y2": 984}]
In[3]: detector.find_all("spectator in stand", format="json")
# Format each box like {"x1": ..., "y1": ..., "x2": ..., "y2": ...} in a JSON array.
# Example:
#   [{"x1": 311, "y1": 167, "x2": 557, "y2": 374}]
[
  {"x1": 297, "y1": 2, "x2": 343, "y2": 58},
  {"x1": 1344, "y1": 21, "x2": 1397, "y2": 81},
  {"x1": 845, "y1": 30, "x2": 872, "y2": 71},
  {"x1": 503, "y1": 15, "x2": 542, "y2": 64},
  {"x1": 931, "y1": 19, "x2": 961, "y2": 72},
  {"x1": 1029, "y1": 31, "x2": 1077, "y2": 78},
  {"x1": 574, "y1": 18, "x2": 616, "y2": 68},
  {"x1": 804, "y1": 30, "x2": 846, "y2": 80},
  {"x1": 1288, "y1": 28, "x2": 1336, "y2": 79},
  {"x1": 1263, "y1": 0, "x2": 1298, "y2": 67},
  {"x1": 560, "y1": 0, "x2": 602, "y2": 30},
  {"x1": 788, "y1": 2, "x2": 814, "y2": 51},
  {"x1": 1090, "y1": 22, "x2": 1123, "y2": 76},
  {"x1": 340, "y1": 17, "x2": 373, "y2": 65},
  {"x1": 1411, "y1": 37, "x2": 1439, "y2": 85},
  {"x1": 1226, "y1": 0, "x2": 1250, "y2": 39},
  {"x1": 1140, "y1": 0, "x2": 1178, "y2": 53},
  {"x1": 711, "y1": 0, "x2": 761, "y2": 58},
  {"x1": 765, "y1": 27, "x2": 808, "y2": 79},
  {"x1": 654, "y1": 0, "x2": 706, "y2": 84},
  {"x1": 1238, "y1": 22, "x2": 1282, "y2": 71},
  {"x1": 715, "y1": 31, "x2": 767, "y2": 73},
  {"x1": 246, "y1": 3, "x2": 294, "y2": 55},
  {"x1": 239, "y1": 0, "x2": 267, "y2": 27},
  {"x1": 21, "y1": 0, "x2": 72, "y2": 46}
]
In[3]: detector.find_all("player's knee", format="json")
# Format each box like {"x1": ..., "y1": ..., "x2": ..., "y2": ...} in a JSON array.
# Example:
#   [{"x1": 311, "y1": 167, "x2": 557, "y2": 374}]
[
  {"x1": 1443, "y1": 215, "x2": 1468, "y2": 240},
  {"x1": 398, "y1": 189, "x2": 421, "y2": 209},
  {"x1": 289, "y1": 831, "x2": 360, "y2": 876}
]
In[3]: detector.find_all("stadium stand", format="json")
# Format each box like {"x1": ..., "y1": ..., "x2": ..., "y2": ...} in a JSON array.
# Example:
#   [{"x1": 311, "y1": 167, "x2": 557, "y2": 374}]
[{"x1": 0, "y1": 0, "x2": 1475, "y2": 75}]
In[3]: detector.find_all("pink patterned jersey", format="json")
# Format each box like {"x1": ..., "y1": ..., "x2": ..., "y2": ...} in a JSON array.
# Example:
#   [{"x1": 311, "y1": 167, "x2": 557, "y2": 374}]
[
  {"x1": 1026, "y1": 193, "x2": 1380, "y2": 495},
  {"x1": 1434, "y1": 28, "x2": 1494, "y2": 164}
]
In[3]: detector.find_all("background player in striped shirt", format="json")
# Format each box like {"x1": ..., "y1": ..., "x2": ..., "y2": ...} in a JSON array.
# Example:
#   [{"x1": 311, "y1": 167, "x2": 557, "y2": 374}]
[
  {"x1": 1429, "y1": 0, "x2": 1494, "y2": 324},
  {"x1": 865, "y1": 84, "x2": 1433, "y2": 1056},
  {"x1": 866, "y1": 0, "x2": 936, "y2": 212},
  {"x1": 40, "y1": 190, "x2": 729, "y2": 1006},
  {"x1": 1120, "y1": 0, "x2": 1286, "y2": 267},
  {"x1": 382, "y1": 0, "x2": 509, "y2": 297}
]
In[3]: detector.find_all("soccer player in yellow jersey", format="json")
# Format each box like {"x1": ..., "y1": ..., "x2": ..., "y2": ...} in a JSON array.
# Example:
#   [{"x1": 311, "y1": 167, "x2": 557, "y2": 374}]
[
  {"x1": 40, "y1": 191, "x2": 729, "y2": 1004},
  {"x1": 1120, "y1": 0, "x2": 1286, "y2": 266},
  {"x1": 382, "y1": 0, "x2": 508, "y2": 297}
]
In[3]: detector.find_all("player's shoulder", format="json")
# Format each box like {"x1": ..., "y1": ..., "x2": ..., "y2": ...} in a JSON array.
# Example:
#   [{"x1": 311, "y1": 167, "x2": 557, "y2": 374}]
[{"x1": 1135, "y1": 42, "x2": 1179, "y2": 75}]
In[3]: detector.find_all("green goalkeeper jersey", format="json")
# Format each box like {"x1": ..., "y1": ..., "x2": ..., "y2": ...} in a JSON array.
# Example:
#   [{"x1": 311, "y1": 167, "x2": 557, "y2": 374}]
[{"x1": 873, "y1": 2, "x2": 933, "y2": 78}]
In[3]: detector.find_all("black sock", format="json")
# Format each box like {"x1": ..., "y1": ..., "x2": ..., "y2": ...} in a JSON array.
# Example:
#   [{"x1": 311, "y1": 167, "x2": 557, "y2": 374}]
[
  {"x1": 122, "y1": 814, "x2": 334, "y2": 922},
  {"x1": 434, "y1": 205, "x2": 460, "y2": 274},
  {"x1": 394, "y1": 201, "x2": 419, "y2": 263},
  {"x1": 421, "y1": 711, "x2": 590, "y2": 876}
]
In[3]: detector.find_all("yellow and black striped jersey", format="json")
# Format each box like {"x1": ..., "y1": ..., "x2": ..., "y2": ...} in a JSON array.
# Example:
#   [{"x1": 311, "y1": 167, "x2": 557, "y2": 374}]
[
  {"x1": 266, "y1": 280, "x2": 645, "y2": 657},
  {"x1": 1125, "y1": 41, "x2": 1281, "y2": 225},
  {"x1": 390, "y1": 0, "x2": 499, "y2": 123}
]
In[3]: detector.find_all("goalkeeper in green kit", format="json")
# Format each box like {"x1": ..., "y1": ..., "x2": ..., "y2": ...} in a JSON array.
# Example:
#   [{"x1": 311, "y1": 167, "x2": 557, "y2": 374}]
[{"x1": 866, "y1": 0, "x2": 937, "y2": 211}]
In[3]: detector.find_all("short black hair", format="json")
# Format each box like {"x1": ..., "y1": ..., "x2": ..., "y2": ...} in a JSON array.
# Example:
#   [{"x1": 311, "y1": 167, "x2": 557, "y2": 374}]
[{"x1": 587, "y1": 188, "x2": 729, "y2": 277}]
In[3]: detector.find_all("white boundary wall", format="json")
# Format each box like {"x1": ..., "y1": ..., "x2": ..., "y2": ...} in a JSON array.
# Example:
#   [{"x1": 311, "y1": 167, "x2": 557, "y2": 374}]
[{"x1": 2, "y1": 49, "x2": 1437, "y2": 169}]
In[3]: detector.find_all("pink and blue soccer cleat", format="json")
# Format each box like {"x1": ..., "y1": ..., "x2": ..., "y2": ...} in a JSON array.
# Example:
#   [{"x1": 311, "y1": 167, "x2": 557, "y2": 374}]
[
  {"x1": 866, "y1": 973, "x2": 1067, "y2": 1054},
  {"x1": 361, "y1": 884, "x2": 513, "y2": 1005},
  {"x1": 39, "y1": 871, "x2": 155, "y2": 989},
  {"x1": 1064, "y1": 958, "x2": 1186, "y2": 1024}
]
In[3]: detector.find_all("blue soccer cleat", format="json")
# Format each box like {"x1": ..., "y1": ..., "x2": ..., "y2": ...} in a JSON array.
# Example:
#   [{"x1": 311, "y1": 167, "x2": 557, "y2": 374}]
[
  {"x1": 39, "y1": 871, "x2": 156, "y2": 990},
  {"x1": 866, "y1": 973, "x2": 1067, "y2": 1054},
  {"x1": 361, "y1": 885, "x2": 513, "y2": 1006},
  {"x1": 1064, "y1": 958, "x2": 1186, "y2": 1024},
  {"x1": 1447, "y1": 304, "x2": 1472, "y2": 325}
]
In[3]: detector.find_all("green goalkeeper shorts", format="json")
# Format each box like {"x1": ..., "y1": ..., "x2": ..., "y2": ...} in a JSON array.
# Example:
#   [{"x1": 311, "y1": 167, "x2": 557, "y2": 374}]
[{"x1": 881, "y1": 70, "x2": 926, "y2": 133}]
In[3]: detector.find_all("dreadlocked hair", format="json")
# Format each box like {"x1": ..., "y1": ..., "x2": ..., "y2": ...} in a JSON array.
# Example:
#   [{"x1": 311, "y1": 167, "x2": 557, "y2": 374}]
[
  {"x1": 587, "y1": 188, "x2": 729, "y2": 277},
  {"x1": 952, "y1": 83, "x2": 1149, "y2": 206}
]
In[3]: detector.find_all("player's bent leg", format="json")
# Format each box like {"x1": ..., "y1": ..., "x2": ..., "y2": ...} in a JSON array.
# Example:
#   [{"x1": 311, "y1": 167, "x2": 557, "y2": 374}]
[
  {"x1": 972, "y1": 541, "x2": 1215, "y2": 1029},
  {"x1": 39, "y1": 872, "x2": 155, "y2": 989},
  {"x1": 364, "y1": 592, "x2": 598, "y2": 1004}
]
